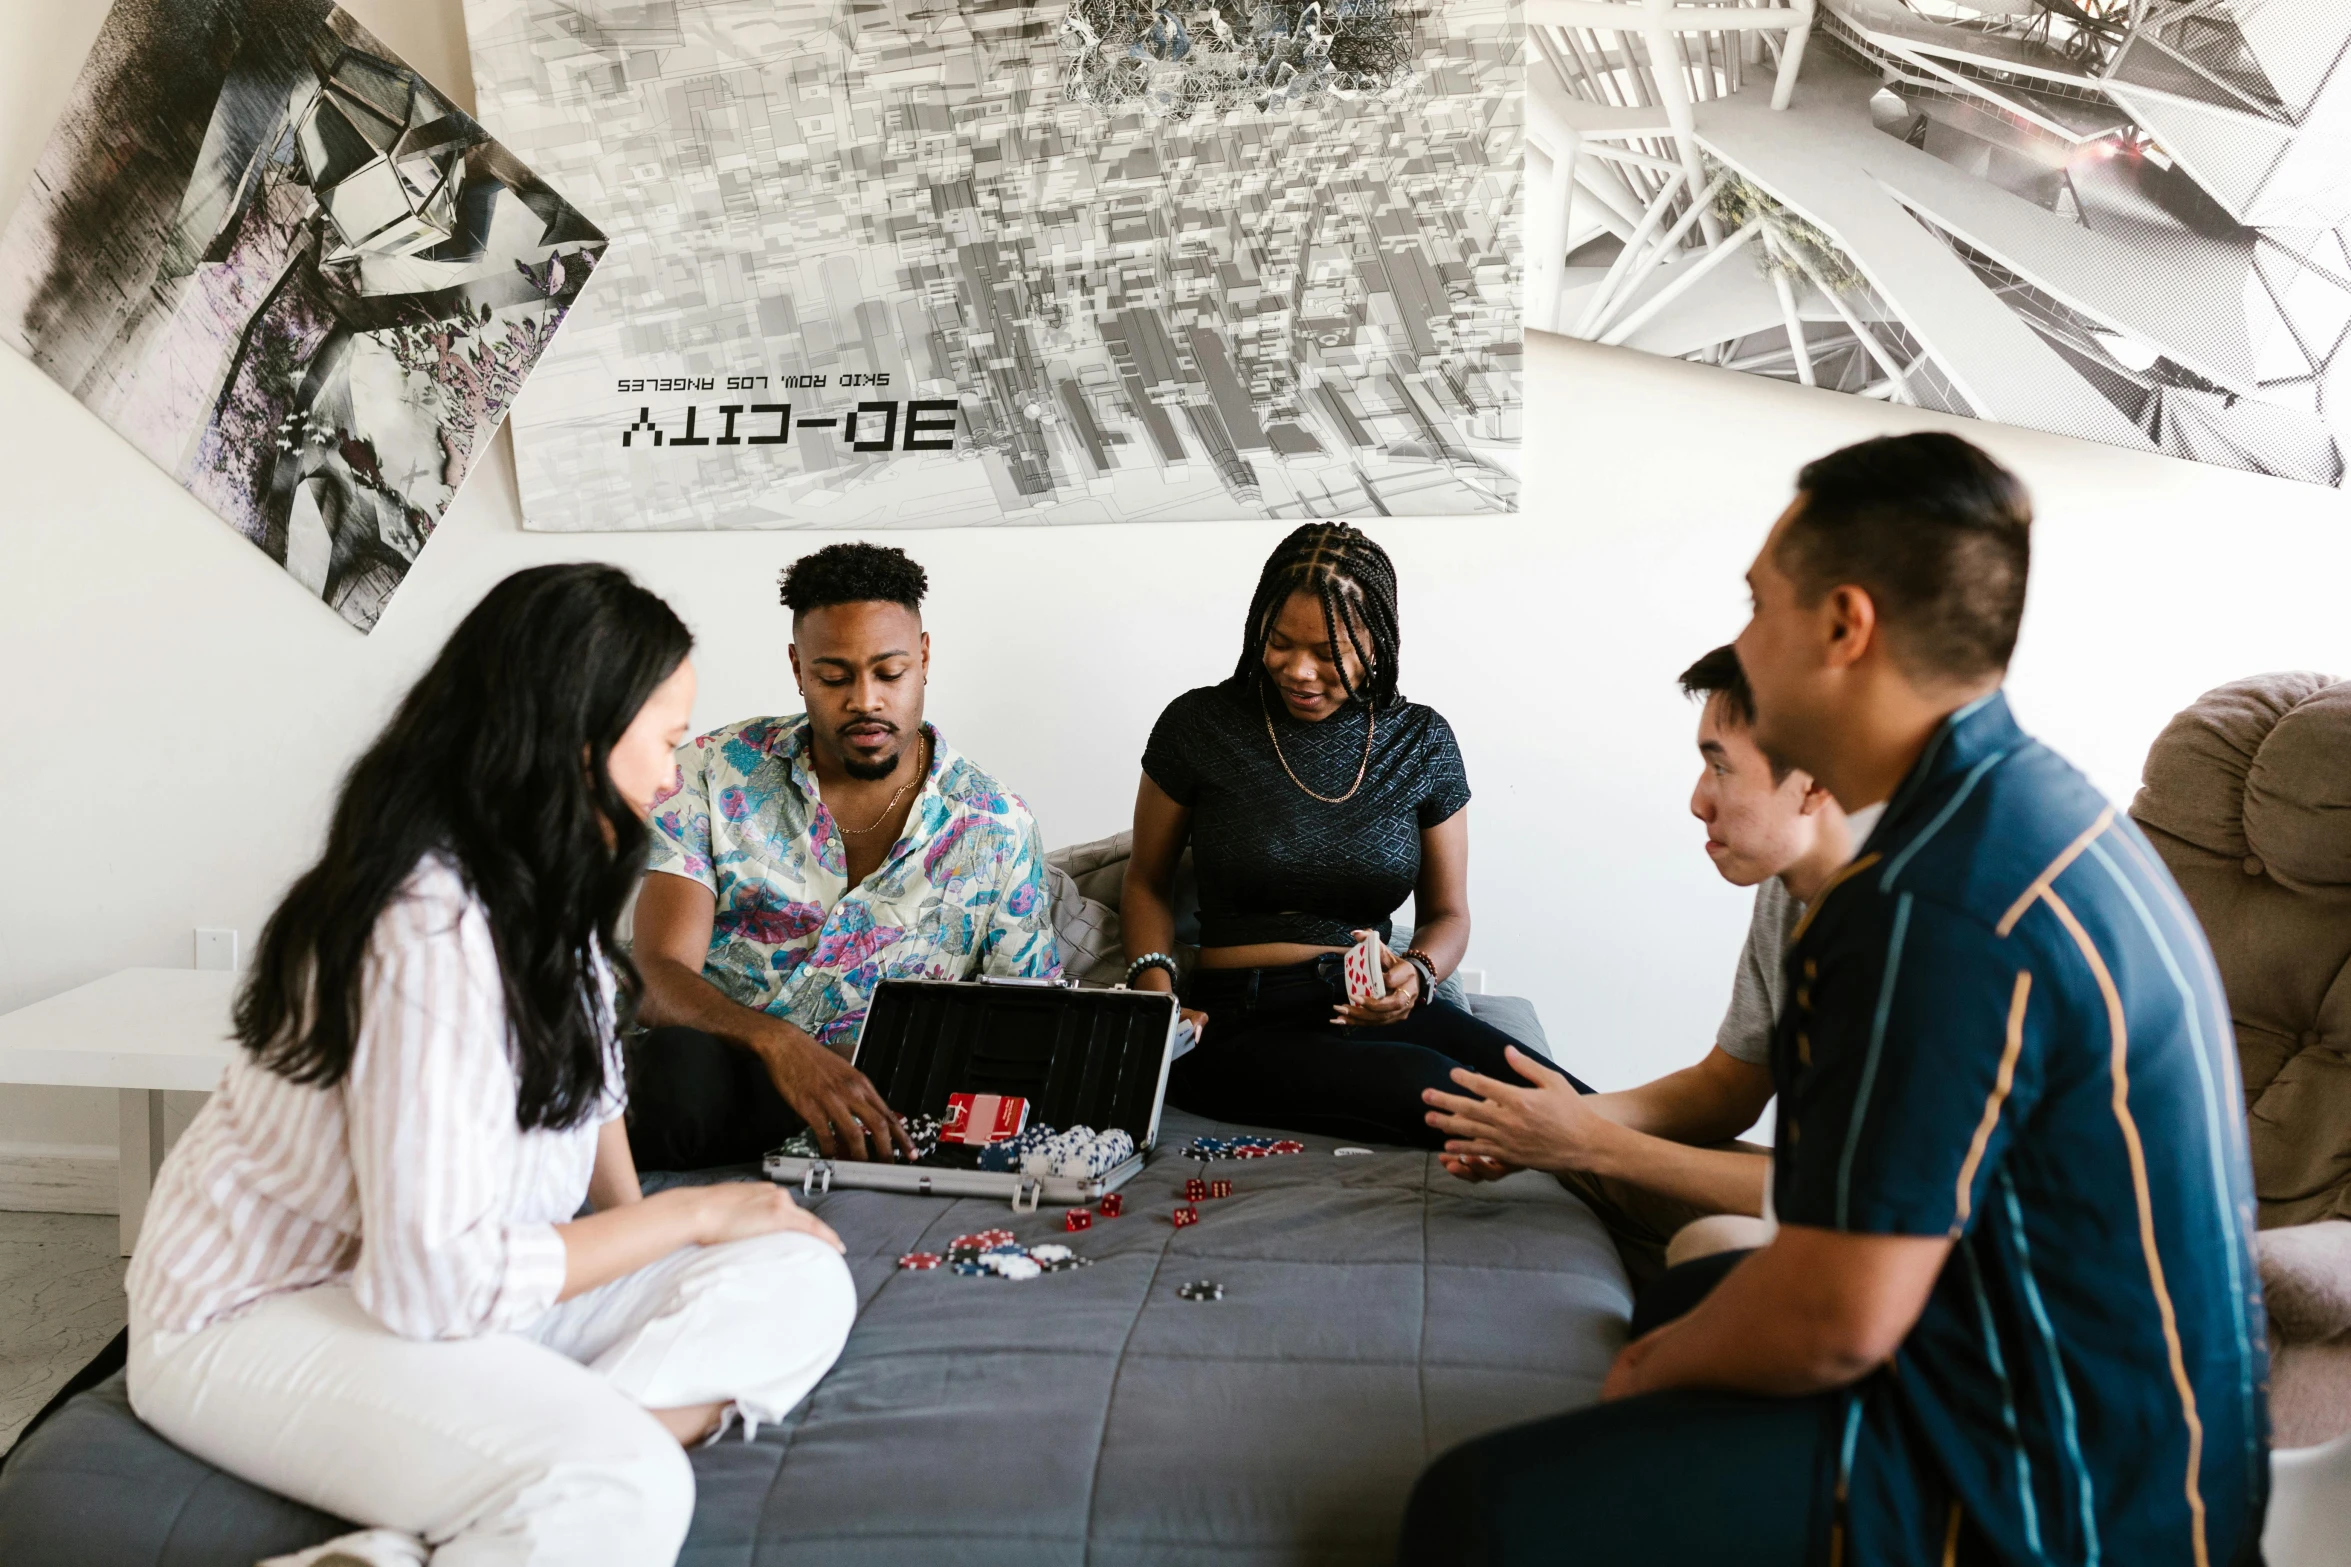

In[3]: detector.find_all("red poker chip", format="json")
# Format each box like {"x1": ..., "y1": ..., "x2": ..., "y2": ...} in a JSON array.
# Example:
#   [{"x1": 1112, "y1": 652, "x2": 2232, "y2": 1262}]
[
  {"x1": 897, "y1": 1252, "x2": 942, "y2": 1270},
  {"x1": 948, "y1": 1230, "x2": 1016, "y2": 1251}
]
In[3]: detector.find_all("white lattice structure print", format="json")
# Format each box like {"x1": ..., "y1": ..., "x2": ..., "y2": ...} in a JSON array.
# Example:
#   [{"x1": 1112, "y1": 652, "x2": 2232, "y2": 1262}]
[{"x1": 1527, "y1": 0, "x2": 2351, "y2": 486}]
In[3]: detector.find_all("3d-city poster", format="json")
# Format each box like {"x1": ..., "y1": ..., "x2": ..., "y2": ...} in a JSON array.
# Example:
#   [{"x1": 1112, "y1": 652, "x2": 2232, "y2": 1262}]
[
  {"x1": 0, "y1": 0, "x2": 606, "y2": 630},
  {"x1": 464, "y1": 0, "x2": 1525, "y2": 532}
]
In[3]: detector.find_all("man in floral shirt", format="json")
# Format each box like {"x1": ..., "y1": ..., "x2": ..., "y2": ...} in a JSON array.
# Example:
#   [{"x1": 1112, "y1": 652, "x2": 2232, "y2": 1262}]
[{"x1": 628, "y1": 544, "x2": 1060, "y2": 1168}]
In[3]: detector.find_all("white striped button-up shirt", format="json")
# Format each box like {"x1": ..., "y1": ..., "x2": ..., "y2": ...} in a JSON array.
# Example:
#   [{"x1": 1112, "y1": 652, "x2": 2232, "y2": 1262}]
[{"x1": 128, "y1": 856, "x2": 621, "y2": 1340}]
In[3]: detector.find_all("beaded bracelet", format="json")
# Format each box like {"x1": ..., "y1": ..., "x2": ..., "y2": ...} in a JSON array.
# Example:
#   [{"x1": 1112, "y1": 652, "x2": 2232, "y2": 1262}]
[
  {"x1": 1401, "y1": 948, "x2": 1439, "y2": 1011},
  {"x1": 1124, "y1": 952, "x2": 1180, "y2": 988}
]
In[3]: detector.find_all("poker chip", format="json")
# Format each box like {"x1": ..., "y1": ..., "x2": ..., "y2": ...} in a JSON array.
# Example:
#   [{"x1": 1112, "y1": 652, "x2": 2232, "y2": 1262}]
[
  {"x1": 1177, "y1": 1279, "x2": 1225, "y2": 1301},
  {"x1": 1018, "y1": 1125, "x2": 1138, "y2": 1180},
  {"x1": 949, "y1": 1230, "x2": 1016, "y2": 1251},
  {"x1": 976, "y1": 1122, "x2": 1064, "y2": 1172},
  {"x1": 779, "y1": 1111, "x2": 946, "y2": 1165},
  {"x1": 902, "y1": 1113, "x2": 942, "y2": 1162},
  {"x1": 1181, "y1": 1136, "x2": 1305, "y2": 1161},
  {"x1": 918, "y1": 1236, "x2": 1092, "y2": 1282}
]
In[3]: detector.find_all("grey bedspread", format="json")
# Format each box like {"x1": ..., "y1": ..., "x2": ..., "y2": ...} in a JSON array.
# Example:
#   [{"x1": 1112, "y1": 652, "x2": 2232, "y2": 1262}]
[{"x1": 0, "y1": 1111, "x2": 1630, "y2": 1567}]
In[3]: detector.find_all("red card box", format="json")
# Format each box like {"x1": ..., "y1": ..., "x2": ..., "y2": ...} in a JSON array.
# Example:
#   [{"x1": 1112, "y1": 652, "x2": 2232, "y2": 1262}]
[{"x1": 941, "y1": 1092, "x2": 1030, "y2": 1146}]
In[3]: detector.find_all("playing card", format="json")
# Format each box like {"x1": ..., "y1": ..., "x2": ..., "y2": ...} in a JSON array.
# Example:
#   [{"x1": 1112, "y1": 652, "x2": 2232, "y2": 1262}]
[{"x1": 1343, "y1": 934, "x2": 1387, "y2": 1005}]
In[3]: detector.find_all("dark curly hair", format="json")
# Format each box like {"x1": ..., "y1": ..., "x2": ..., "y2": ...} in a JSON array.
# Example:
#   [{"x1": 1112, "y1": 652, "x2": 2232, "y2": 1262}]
[{"x1": 779, "y1": 543, "x2": 929, "y2": 616}]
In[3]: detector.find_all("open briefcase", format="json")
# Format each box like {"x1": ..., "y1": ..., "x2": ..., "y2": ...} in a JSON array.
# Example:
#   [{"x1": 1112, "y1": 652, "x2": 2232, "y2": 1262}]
[{"x1": 763, "y1": 977, "x2": 1184, "y2": 1211}]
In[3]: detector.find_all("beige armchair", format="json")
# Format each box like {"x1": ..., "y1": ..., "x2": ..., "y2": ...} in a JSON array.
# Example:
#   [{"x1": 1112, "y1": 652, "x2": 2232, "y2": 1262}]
[{"x1": 2130, "y1": 673, "x2": 2351, "y2": 1449}]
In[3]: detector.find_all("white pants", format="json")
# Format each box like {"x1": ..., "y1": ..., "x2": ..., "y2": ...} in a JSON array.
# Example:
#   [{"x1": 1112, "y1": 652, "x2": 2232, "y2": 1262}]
[{"x1": 128, "y1": 1232, "x2": 856, "y2": 1567}]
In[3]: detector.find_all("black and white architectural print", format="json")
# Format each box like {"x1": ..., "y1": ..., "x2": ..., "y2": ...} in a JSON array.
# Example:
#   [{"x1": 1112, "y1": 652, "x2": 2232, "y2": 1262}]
[
  {"x1": 463, "y1": 0, "x2": 1524, "y2": 531},
  {"x1": 0, "y1": 0, "x2": 606, "y2": 630},
  {"x1": 1527, "y1": 0, "x2": 2351, "y2": 487}
]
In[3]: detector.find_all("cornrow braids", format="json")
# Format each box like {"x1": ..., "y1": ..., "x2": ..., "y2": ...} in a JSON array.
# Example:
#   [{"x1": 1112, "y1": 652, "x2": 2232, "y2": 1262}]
[{"x1": 1232, "y1": 522, "x2": 1403, "y2": 709}]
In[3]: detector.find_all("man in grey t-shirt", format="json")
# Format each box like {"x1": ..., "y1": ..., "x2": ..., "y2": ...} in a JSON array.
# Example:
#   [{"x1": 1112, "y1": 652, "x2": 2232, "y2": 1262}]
[{"x1": 1424, "y1": 647, "x2": 1863, "y2": 1281}]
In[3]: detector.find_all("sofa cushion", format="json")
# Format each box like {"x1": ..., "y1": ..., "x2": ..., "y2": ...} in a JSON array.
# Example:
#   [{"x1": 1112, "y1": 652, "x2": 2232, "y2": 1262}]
[
  {"x1": 2245, "y1": 681, "x2": 2351, "y2": 891},
  {"x1": 2130, "y1": 673, "x2": 2351, "y2": 1228}
]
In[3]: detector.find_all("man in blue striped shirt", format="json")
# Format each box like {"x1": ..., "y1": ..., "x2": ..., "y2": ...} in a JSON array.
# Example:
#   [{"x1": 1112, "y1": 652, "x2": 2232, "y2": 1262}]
[{"x1": 1403, "y1": 433, "x2": 2268, "y2": 1566}]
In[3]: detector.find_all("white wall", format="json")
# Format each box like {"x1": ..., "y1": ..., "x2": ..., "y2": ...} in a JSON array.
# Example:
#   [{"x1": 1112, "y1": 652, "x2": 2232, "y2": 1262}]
[{"x1": 4, "y1": 0, "x2": 2350, "y2": 1157}]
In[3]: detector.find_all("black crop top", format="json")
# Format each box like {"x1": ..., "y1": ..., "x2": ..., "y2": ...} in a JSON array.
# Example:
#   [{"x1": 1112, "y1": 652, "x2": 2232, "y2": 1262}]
[{"x1": 1141, "y1": 681, "x2": 1472, "y2": 950}]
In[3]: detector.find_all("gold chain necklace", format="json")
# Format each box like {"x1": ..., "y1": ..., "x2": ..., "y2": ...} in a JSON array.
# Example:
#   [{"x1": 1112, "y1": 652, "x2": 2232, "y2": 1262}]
[
  {"x1": 833, "y1": 733, "x2": 929, "y2": 835},
  {"x1": 1261, "y1": 686, "x2": 1374, "y2": 804}
]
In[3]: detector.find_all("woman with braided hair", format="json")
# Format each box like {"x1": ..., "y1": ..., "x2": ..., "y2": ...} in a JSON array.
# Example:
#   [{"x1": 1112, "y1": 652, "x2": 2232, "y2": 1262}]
[{"x1": 1122, "y1": 524, "x2": 1588, "y2": 1146}]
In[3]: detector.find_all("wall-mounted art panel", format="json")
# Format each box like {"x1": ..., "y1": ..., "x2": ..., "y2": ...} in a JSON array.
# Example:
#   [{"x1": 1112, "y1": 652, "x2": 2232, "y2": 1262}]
[
  {"x1": 0, "y1": 0, "x2": 606, "y2": 630},
  {"x1": 463, "y1": 0, "x2": 1523, "y2": 531},
  {"x1": 1525, "y1": 0, "x2": 2351, "y2": 488}
]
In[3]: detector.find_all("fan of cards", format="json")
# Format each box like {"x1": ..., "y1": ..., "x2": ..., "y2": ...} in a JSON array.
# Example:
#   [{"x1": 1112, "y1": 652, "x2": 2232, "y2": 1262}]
[
  {"x1": 1342, "y1": 932, "x2": 1388, "y2": 1005},
  {"x1": 975, "y1": 1124, "x2": 1136, "y2": 1178}
]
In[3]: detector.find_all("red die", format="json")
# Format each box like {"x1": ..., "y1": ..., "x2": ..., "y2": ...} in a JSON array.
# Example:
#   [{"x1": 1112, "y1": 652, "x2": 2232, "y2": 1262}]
[
  {"x1": 1208, "y1": 1178, "x2": 1233, "y2": 1200},
  {"x1": 1063, "y1": 1209, "x2": 1093, "y2": 1232},
  {"x1": 1097, "y1": 1193, "x2": 1124, "y2": 1218},
  {"x1": 1171, "y1": 1205, "x2": 1200, "y2": 1227},
  {"x1": 1184, "y1": 1178, "x2": 1209, "y2": 1201}
]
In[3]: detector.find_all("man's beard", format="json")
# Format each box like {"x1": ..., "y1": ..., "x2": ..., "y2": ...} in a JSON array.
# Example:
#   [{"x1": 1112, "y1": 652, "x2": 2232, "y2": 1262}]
[{"x1": 837, "y1": 724, "x2": 904, "y2": 781}]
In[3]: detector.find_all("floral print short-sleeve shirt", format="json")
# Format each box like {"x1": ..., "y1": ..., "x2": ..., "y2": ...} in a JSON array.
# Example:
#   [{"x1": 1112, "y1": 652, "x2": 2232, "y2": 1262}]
[{"x1": 647, "y1": 715, "x2": 1060, "y2": 1047}]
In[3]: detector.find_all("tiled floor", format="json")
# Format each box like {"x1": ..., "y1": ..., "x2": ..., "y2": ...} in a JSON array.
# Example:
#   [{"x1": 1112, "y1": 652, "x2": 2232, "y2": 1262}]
[{"x1": 0, "y1": 1211, "x2": 125, "y2": 1455}]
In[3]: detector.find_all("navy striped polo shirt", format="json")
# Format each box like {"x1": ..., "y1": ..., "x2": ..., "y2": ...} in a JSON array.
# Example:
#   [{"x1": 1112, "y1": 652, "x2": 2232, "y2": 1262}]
[{"x1": 1772, "y1": 692, "x2": 2269, "y2": 1566}]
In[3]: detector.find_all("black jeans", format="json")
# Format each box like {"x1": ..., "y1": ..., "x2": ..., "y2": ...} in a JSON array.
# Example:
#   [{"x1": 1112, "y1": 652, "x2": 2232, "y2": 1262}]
[
  {"x1": 624, "y1": 1025, "x2": 803, "y2": 1172},
  {"x1": 1399, "y1": 1248, "x2": 1839, "y2": 1567},
  {"x1": 1169, "y1": 957, "x2": 1592, "y2": 1148}
]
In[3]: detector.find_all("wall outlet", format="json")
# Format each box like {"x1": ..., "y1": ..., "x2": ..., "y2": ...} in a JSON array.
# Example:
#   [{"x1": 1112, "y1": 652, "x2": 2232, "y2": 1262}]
[
  {"x1": 1455, "y1": 968, "x2": 1487, "y2": 996},
  {"x1": 195, "y1": 928, "x2": 238, "y2": 972}
]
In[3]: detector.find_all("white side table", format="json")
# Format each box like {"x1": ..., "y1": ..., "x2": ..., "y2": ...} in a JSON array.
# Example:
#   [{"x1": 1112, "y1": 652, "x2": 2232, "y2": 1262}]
[{"x1": 0, "y1": 969, "x2": 237, "y2": 1254}]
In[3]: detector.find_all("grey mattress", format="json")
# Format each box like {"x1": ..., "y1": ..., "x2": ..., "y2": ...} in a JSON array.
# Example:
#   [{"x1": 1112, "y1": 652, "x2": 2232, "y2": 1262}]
[{"x1": 0, "y1": 1108, "x2": 1629, "y2": 1567}]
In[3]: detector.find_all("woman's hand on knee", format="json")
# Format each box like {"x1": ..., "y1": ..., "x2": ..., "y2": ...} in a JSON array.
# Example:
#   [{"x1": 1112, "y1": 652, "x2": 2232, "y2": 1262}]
[{"x1": 677, "y1": 1182, "x2": 844, "y2": 1253}]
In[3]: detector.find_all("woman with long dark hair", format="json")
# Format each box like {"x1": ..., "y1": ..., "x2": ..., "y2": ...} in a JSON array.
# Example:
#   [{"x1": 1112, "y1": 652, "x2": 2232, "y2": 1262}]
[
  {"x1": 125, "y1": 565, "x2": 855, "y2": 1567},
  {"x1": 1123, "y1": 523, "x2": 1588, "y2": 1146}
]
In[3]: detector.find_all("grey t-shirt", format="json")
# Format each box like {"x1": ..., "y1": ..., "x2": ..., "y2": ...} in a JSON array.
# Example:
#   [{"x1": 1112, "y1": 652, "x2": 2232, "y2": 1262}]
[
  {"x1": 1716, "y1": 877, "x2": 1803, "y2": 1066},
  {"x1": 1715, "y1": 803, "x2": 1885, "y2": 1065}
]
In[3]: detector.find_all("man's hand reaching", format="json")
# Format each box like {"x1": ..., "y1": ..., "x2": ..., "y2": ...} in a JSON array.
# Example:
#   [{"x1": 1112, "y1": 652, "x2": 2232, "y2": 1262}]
[
  {"x1": 1422, "y1": 1044, "x2": 1612, "y2": 1177},
  {"x1": 758, "y1": 1025, "x2": 914, "y2": 1162}
]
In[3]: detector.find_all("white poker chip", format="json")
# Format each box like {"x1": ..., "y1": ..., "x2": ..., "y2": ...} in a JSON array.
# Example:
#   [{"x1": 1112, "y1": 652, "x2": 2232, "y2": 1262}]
[
  {"x1": 1029, "y1": 1243, "x2": 1073, "y2": 1262},
  {"x1": 985, "y1": 1255, "x2": 1042, "y2": 1281},
  {"x1": 1334, "y1": 1148, "x2": 1374, "y2": 1157}
]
